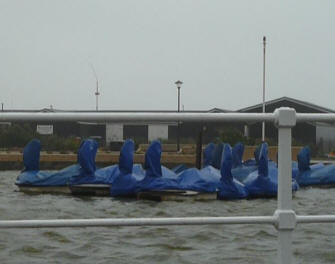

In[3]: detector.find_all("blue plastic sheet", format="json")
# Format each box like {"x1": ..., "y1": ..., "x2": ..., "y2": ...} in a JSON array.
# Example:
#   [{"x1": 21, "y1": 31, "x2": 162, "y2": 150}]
[
  {"x1": 77, "y1": 139, "x2": 98, "y2": 174},
  {"x1": 69, "y1": 139, "x2": 99, "y2": 185},
  {"x1": 23, "y1": 139, "x2": 41, "y2": 171},
  {"x1": 177, "y1": 168, "x2": 217, "y2": 192},
  {"x1": 297, "y1": 146, "x2": 311, "y2": 171},
  {"x1": 217, "y1": 144, "x2": 248, "y2": 199},
  {"x1": 295, "y1": 146, "x2": 329, "y2": 186},
  {"x1": 17, "y1": 139, "x2": 83, "y2": 186},
  {"x1": 232, "y1": 165, "x2": 258, "y2": 184},
  {"x1": 171, "y1": 164, "x2": 188, "y2": 174},
  {"x1": 199, "y1": 166, "x2": 221, "y2": 186},
  {"x1": 203, "y1": 143, "x2": 216, "y2": 167},
  {"x1": 212, "y1": 142, "x2": 224, "y2": 169},
  {"x1": 244, "y1": 143, "x2": 299, "y2": 198},
  {"x1": 110, "y1": 139, "x2": 145, "y2": 196},
  {"x1": 17, "y1": 138, "x2": 120, "y2": 187},
  {"x1": 135, "y1": 141, "x2": 180, "y2": 192},
  {"x1": 16, "y1": 164, "x2": 82, "y2": 186},
  {"x1": 232, "y1": 142, "x2": 244, "y2": 168}
]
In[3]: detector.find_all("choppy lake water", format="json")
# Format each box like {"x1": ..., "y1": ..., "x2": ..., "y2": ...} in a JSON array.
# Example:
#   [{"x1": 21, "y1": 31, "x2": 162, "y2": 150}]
[{"x1": 1, "y1": 171, "x2": 335, "y2": 263}]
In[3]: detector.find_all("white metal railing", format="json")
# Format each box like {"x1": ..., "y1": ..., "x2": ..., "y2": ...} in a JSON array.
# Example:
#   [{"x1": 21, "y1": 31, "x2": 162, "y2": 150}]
[{"x1": 1, "y1": 107, "x2": 335, "y2": 264}]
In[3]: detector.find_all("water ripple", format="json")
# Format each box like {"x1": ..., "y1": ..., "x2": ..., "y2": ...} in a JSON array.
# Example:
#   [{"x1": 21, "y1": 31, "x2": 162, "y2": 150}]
[{"x1": 1, "y1": 171, "x2": 335, "y2": 263}]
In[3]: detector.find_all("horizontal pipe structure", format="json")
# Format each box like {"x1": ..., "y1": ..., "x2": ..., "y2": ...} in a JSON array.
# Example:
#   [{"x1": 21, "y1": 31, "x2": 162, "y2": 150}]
[
  {"x1": 296, "y1": 215, "x2": 335, "y2": 224},
  {"x1": 1, "y1": 214, "x2": 335, "y2": 229},
  {"x1": 2, "y1": 112, "x2": 335, "y2": 123},
  {"x1": 0, "y1": 112, "x2": 275, "y2": 123},
  {"x1": 0, "y1": 216, "x2": 276, "y2": 229},
  {"x1": 296, "y1": 113, "x2": 335, "y2": 123}
]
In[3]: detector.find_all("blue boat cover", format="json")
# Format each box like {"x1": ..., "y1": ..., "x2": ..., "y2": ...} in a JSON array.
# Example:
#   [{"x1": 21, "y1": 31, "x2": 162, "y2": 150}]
[
  {"x1": 17, "y1": 139, "x2": 85, "y2": 186},
  {"x1": 212, "y1": 142, "x2": 224, "y2": 169},
  {"x1": 203, "y1": 143, "x2": 216, "y2": 167},
  {"x1": 297, "y1": 146, "x2": 311, "y2": 171},
  {"x1": 199, "y1": 165, "x2": 221, "y2": 186},
  {"x1": 162, "y1": 166, "x2": 179, "y2": 179},
  {"x1": 244, "y1": 143, "x2": 299, "y2": 197},
  {"x1": 254, "y1": 144, "x2": 261, "y2": 164},
  {"x1": 229, "y1": 142, "x2": 258, "y2": 183},
  {"x1": 217, "y1": 144, "x2": 248, "y2": 199},
  {"x1": 69, "y1": 139, "x2": 99, "y2": 185},
  {"x1": 232, "y1": 165, "x2": 258, "y2": 184},
  {"x1": 295, "y1": 146, "x2": 329, "y2": 186},
  {"x1": 17, "y1": 138, "x2": 129, "y2": 187},
  {"x1": 232, "y1": 142, "x2": 244, "y2": 168},
  {"x1": 23, "y1": 139, "x2": 41, "y2": 171},
  {"x1": 16, "y1": 164, "x2": 84, "y2": 186},
  {"x1": 244, "y1": 143, "x2": 277, "y2": 197},
  {"x1": 177, "y1": 167, "x2": 217, "y2": 192},
  {"x1": 135, "y1": 141, "x2": 180, "y2": 192},
  {"x1": 110, "y1": 139, "x2": 145, "y2": 196},
  {"x1": 77, "y1": 139, "x2": 98, "y2": 174},
  {"x1": 171, "y1": 164, "x2": 188, "y2": 174}
]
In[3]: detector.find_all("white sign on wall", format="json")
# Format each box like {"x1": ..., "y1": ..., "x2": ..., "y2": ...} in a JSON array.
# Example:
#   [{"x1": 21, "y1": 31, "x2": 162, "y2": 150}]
[
  {"x1": 36, "y1": 125, "x2": 53, "y2": 135},
  {"x1": 106, "y1": 123, "x2": 123, "y2": 144},
  {"x1": 148, "y1": 124, "x2": 168, "y2": 141}
]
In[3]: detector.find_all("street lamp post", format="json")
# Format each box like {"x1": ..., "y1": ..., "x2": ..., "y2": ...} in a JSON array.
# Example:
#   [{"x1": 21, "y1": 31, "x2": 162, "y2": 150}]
[{"x1": 175, "y1": 80, "x2": 183, "y2": 152}]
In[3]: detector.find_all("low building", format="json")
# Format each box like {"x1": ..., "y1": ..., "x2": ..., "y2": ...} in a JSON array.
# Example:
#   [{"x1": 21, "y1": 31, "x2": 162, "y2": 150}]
[
  {"x1": 239, "y1": 97, "x2": 335, "y2": 152},
  {"x1": 3, "y1": 97, "x2": 335, "y2": 153}
]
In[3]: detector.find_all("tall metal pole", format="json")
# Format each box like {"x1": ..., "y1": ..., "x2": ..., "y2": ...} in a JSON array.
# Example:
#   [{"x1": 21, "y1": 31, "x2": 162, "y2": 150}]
[
  {"x1": 262, "y1": 36, "x2": 266, "y2": 141},
  {"x1": 177, "y1": 86, "x2": 180, "y2": 151},
  {"x1": 95, "y1": 79, "x2": 100, "y2": 111},
  {"x1": 175, "y1": 80, "x2": 183, "y2": 152},
  {"x1": 90, "y1": 63, "x2": 100, "y2": 111}
]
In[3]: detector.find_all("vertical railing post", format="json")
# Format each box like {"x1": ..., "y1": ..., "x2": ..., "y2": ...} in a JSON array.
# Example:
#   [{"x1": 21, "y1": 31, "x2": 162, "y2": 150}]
[{"x1": 274, "y1": 107, "x2": 297, "y2": 264}]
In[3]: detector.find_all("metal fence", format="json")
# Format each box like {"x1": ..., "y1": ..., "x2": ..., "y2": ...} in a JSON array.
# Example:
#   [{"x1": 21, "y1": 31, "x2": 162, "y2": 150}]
[{"x1": 1, "y1": 107, "x2": 335, "y2": 264}]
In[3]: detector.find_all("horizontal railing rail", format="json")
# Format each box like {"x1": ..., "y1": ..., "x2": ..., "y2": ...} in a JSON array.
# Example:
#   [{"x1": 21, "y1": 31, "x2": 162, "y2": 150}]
[
  {"x1": 1, "y1": 111, "x2": 335, "y2": 123},
  {"x1": 0, "y1": 112, "x2": 275, "y2": 123},
  {"x1": 0, "y1": 216, "x2": 276, "y2": 228},
  {"x1": 2, "y1": 107, "x2": 335, "y2": 264},
  {"x1": 1, "y1": 214, "x2": 335, "y2": 229}
]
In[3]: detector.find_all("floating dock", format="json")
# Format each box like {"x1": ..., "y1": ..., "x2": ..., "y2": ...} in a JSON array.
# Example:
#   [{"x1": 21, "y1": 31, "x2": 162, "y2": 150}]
[
  {"x1": 17, "y1": 185, "x2": 71, "y2": 195},
  {"x1": 70, "y1": 184, "x2": 111, "y2": 196},
  {"x1": 137, "y1": 190, "x2": 217, "y2": 201}
]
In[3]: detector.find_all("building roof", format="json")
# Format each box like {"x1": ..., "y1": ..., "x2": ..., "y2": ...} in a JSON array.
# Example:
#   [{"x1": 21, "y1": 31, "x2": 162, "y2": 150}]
[
  {"x1": 207, "y1": 107, "x2": 232, "y2": 113},
  {"x1": 238, "y1": 96, "x2": 335, "y2": 113}
]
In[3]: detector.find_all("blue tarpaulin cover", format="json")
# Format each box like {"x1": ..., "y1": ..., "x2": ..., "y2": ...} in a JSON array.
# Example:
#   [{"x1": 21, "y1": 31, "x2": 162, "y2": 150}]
[
  {"x1": 295, "y1": 146, "x2": 329, "y2": 186},
  {"x1": 199, "y1": 166, "x2": 221, "y2": 186},
  {"x1": 110, "y1": 139, "x2": 145, "y2": 196},
  {"x1": 69, "y1": 139, "x2": 99, "y2": 185},
  {"x1": 171, "y1": 164, "x2": 188, "y2": 174},
  {"x1": 230, "y1": 142, "x2": 258, "y2": 183},
  {"x1": 232, "y1": 165, "x2": 258, "y2": 184},
  {"x1": 217, "y1": 144, "x2": 248, "y2": 199},
  {"x1": 201, "y1": 142, "x2": 257, "y2": 185},
  {"x1": 134, "y1": 141, "x2": 180, "y2": 192},
  {"x1": 16, "y1": 139, "x2": 85, "y2": 186},
  {"x1": 203, "y1": 143, "x2": 216, "y2": 167},
  {"x1": 232, "y1": 142, "x2": 244, "y2": 168},
  {"x1": 16, "y1": 164, "x2": 82, "y2": 186},
  {"x1": 212, "y1": 142, "x2": 224, "y2": 169},
  {"x1": 177, "y1": 167, "x2": 217, "y2": 192},
  {"x1": 23, "y1": 139, "x2": 41, "y2": 171},
  {"x1": 17, "y1": 138, "x2": 123, "y2": 187},
  {"x1": 244, "y1": 143, "x2": 299, "y2": 197}
]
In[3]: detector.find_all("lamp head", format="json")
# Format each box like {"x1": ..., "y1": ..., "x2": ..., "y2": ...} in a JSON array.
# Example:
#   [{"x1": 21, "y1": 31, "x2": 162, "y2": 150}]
[{"x1": 175, "y1": 80, "x2": 183, "y2": 89}]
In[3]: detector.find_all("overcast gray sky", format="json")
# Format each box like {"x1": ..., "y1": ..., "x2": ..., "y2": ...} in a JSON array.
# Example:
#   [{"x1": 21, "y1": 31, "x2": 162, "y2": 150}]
[{"x1": 0, "y1": 1, "x2": 334, "y2": 111}]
